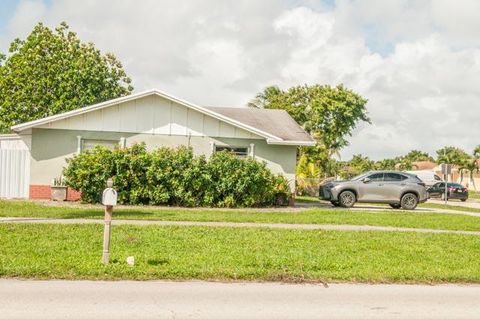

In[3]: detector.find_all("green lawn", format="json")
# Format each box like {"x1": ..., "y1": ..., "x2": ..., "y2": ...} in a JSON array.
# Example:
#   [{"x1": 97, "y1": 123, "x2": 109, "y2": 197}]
[
  {"x1": 1, "y1": 223, "x2": 480, "y2": 283},
  {"x1": 469, "y1": 192, "x2": 480, "y2": 200},
  {"x1": 1, "y1": 200, "x2": 480, "y2": 231},
  {"x1": 420, "y1": 202, "x2": 480, "y2": 214},
  {"x1": 295, "y1": 195, "x2": 321, "y2": 203},
  {"x1": 298, "y1": 195, "x2": 480, "y2": 213}
]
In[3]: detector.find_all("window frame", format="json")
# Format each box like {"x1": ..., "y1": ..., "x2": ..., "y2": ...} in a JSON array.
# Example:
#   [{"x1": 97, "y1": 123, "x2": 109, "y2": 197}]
[
  {"x1": 81, "y1": 138, "x2": 120, "y2": 152},
  {"x1": 384, "y1": 173, "x2": 408, "y2": 182},
  {"x1": 214, "y1": 145, "x2": 249, "y2": 157}
]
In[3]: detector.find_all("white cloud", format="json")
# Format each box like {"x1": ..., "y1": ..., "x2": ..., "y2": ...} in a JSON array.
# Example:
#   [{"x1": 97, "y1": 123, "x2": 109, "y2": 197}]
[{"x1": 2, "y1": 0, "x2": 480, "y2": 159}]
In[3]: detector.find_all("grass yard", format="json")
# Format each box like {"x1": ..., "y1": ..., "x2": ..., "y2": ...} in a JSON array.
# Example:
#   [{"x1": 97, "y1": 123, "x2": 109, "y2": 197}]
[
  {"x1": 420, "y1": 202, "x2": 480, "y2": 214},
  {"x1": 295, "y1": 195, "x2": 321, "y2": 203},
  {"x1": 1, "y1": 200, "x2": 480, "y2": 232},
  {"x1": 1, "y1": 223, "x2": 480, "y2": 283},
  {"x1": 468, "y1": 192, "x2": 480, "y2": 200}
]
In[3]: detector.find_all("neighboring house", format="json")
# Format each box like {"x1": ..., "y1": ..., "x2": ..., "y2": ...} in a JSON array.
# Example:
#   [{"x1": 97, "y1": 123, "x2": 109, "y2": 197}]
[
  {"x1": 0, "y1": 89, "x2": 314, "y2": 200},
  {"x1": 411, "y1": 161, "x2": 437, "y2": 171}
]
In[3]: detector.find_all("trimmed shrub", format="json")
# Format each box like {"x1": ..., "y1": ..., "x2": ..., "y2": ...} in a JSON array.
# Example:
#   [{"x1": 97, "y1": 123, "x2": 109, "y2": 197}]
[
  {"x1": 63, "y1": 144, "x2": 290, "y2": 207},
  {"x1": 63, "y1": 146, "x2": 114, "y2": 203}
]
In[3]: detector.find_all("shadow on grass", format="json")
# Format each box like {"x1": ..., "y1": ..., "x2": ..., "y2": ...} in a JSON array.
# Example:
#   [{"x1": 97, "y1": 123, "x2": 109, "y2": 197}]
[{"x1": 147, "y1": 258, "x2": 169, "y2": 266}]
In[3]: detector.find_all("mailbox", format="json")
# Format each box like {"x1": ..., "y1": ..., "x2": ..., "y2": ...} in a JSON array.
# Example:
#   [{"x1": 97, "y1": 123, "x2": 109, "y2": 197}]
[{"x1": 102, "y1": 188, "x2": 118, "y2": 206}]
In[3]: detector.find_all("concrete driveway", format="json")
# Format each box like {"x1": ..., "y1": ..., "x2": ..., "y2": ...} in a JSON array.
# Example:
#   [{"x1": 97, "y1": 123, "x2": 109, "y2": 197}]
[{"x1": 1, "y1": 280, "x2": 479, "y2": 319}]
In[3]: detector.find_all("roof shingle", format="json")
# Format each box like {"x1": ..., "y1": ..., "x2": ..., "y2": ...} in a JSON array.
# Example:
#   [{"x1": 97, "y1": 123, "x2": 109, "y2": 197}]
[{"x1": 205, "y1": 107, "x2": 314, "y2": 143}]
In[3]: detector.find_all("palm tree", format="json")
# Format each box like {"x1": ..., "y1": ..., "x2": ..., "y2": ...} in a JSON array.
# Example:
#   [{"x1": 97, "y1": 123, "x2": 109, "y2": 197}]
[
  {"x1": 436, "y1": 146, "x2": 470, "y2": 182},
  {"x1": 404, "y1": 150, "x2": 434, "y2": 162},
  {"x1": 474, "y1": 145, "x2": 480, "y2": 159},
  {"x1": 459, "y1": 159, "x2": 478, "y2": 190},
  {"x1": 247, "y1": 86, "x2": 282, "y2": 109},
  {"x1": 467, "y1": 145, "x2": 480, "y2": 190},
  {"x1": 375, "y1": 158, "x2": 396, "y2": 170},
  {"x1": 457, "y1": 146, "x2": 480, "y2": 190}
]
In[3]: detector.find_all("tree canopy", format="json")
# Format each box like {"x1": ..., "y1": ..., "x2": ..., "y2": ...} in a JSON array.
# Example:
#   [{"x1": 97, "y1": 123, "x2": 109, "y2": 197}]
[
  {"x1": 0, "y1": 22, "x2": 133, "y2": 132},
  {"x1": 435, "y1": 146, "x2": 470, "y2": 166},
  {"x1": 402, "y1": 150, "x2": 434, "y2": 163},
  {"x1": 344, "y1": 154, "x2": 375, "y2": 178},
  {"x1": 250, "y1": 84, "x2": 369, "y2": 178},
  {"x1": 250, "y1": 84, "x2": 370, "y2": 152}
]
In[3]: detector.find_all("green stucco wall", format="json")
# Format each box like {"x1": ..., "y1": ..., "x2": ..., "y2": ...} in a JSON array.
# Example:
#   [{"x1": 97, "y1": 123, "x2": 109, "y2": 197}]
[{"x1": 30, "y1": 128, "x2": 297, "y2": 190}]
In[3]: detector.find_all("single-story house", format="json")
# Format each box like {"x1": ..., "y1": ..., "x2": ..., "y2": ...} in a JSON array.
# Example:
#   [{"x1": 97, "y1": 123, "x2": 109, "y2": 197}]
[{"x1": 0, "y1": 89, "x2": 315, "y2": 200}]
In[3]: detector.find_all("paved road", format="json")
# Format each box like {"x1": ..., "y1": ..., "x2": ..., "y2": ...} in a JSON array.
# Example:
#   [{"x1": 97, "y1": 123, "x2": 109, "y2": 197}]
[
  {"x1": 2, "y1": 216, "x2": 480, "y2": 236},
  {"x1": 1, "y1": 280, "x2": 479, "y2": 319}
]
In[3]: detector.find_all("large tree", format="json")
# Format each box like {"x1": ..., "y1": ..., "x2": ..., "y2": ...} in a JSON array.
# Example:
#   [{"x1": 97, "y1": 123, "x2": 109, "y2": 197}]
[
  {"x1": 250, "y1": 84, "x2": 369, "y2": 177},
  {"x1": 403, "y1": 150, "x2": 433, "y2": 162},
  {"x1": 435, "y1": 146, "x2": 470, "y2": 165},
  {"x1": 375, "y1": 158, "x2": 397, "y2": 171},
  {"x1": 0, "y1": 22, "x2": 133, "y2": 132},
  {"x1": 342, "y1": 154, "x2": 375, "y2": 178},
  {"x1": 250, "y1": 84, "x2": 369, "y2": 151}
]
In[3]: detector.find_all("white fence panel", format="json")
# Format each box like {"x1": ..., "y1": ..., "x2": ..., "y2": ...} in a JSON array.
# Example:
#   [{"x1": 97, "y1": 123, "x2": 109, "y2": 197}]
[{"x1": 0, "y1": 149, "x2": 30, "y2": 199}]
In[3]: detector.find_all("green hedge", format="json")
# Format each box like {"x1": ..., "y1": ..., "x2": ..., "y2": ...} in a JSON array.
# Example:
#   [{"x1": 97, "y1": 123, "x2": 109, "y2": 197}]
[{"x1": 63, "y1": 144, "x2": 291, "y2": 207}]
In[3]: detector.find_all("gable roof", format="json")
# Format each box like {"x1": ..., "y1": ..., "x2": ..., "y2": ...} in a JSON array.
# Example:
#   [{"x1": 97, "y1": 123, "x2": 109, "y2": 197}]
[
  {"x1": 11, "y1": 89, "x2": 315, "y2": 146},
  {"x1": 205, "y1": 107, "x2": 314, "y2": 144}
]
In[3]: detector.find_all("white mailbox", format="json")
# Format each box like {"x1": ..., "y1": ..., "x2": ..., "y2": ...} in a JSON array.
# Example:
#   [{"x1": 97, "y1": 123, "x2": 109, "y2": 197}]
[{"x1": 102, "y1": 188, "x2": 118, "y2": 206}]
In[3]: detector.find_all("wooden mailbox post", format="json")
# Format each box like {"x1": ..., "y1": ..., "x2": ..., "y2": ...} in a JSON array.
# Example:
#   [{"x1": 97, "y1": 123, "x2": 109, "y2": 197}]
[{"x1": 101, "y1": 179, "x2": 117, "y2": 264}]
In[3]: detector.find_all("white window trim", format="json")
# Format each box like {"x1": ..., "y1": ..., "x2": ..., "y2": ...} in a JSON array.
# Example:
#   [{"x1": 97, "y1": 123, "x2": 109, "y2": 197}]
[
  {"x1": 76, "y1": 136, "x2": 82, "y2": 154},
  {"x1": 214, "y1": 145, "x2": 250, "y2": 157},
  {"x1": 78, "y1": 137, "x2": 121, "y2": 153}
]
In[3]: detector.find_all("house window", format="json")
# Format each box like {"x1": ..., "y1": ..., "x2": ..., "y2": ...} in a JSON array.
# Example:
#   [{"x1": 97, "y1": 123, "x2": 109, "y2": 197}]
[
  {"x1": 215, "y1": 146, "x2": 249, "y2": 157},
  {"x1": 82, "y1": 139, "x2": 119, "y2": 151}
]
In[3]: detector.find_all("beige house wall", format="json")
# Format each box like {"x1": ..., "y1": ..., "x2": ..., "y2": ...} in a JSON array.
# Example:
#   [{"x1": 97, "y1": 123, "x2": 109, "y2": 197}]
[{"x1": 30, "y1": 128, "x2": 297, "y2": 190}]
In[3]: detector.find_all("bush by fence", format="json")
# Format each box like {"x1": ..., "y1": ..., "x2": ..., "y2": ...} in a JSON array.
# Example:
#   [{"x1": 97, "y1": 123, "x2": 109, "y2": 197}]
[{"x1": 63, "y1": 143, "x2": 291, "y2": 207}]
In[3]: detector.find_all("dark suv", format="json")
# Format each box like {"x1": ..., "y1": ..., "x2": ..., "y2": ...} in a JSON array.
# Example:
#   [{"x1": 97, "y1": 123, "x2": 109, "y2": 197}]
[{"x1": 319, "y1": 171, "x2": 429, "y2": 210}]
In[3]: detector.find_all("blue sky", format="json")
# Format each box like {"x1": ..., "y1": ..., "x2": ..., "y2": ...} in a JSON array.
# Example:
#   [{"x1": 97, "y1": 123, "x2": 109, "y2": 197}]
[
  {"x1": 0, "y1": 0, "x2": 20, "y2": 31},
  {"x1": 1, "y1": 0, "x2": 480, "y2": 159}
]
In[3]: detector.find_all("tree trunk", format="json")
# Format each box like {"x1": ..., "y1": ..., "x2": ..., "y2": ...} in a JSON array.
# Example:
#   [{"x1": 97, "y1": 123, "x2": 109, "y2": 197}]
[{"x1": 470, "y1": 171, "x2": 477, "y2": 191}]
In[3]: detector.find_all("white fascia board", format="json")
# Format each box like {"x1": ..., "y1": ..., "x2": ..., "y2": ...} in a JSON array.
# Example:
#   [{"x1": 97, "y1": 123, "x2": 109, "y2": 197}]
[
  {"x1": 11, "y1": 90, "x2": 157, "y2": 132},
  {"x1": 266, "y1": 139, "x2": 316, "y2": 146}
]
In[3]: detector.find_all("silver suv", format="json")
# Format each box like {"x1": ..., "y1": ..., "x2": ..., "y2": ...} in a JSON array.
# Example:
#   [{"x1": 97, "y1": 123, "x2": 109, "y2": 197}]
[{"x1": 319, "y1": 171, "x2": 428, "y2": 210}]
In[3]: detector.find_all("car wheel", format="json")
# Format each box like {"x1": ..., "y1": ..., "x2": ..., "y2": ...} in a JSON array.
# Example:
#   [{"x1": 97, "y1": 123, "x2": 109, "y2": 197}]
[
  {"x1": 339, "y1": 191, "x2": 356, "y2": 208},
  {"x1": 401, "y1": 193, "x2": 418, "y2": 210},
  {"x1": 330, "y1": 201, "x2": 340, "y2": 207},
  {"x1": 389, "y1": 203, "x2": 401, "y2": 209},
  {"x1": 461, "y1": 198, "x2": 467, "y2": 202}
]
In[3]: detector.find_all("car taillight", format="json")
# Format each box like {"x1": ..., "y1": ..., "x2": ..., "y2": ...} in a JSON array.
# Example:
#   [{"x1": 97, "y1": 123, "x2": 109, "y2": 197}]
[{"x1": 448, "y1": 187, "x2": 455, "y2": 191}]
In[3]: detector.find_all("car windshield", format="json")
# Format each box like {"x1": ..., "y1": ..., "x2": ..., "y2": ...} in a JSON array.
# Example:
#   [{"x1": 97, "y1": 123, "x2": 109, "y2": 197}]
[{"x1": 350, "y1": 172, "x2": 370, "y2": 181}]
